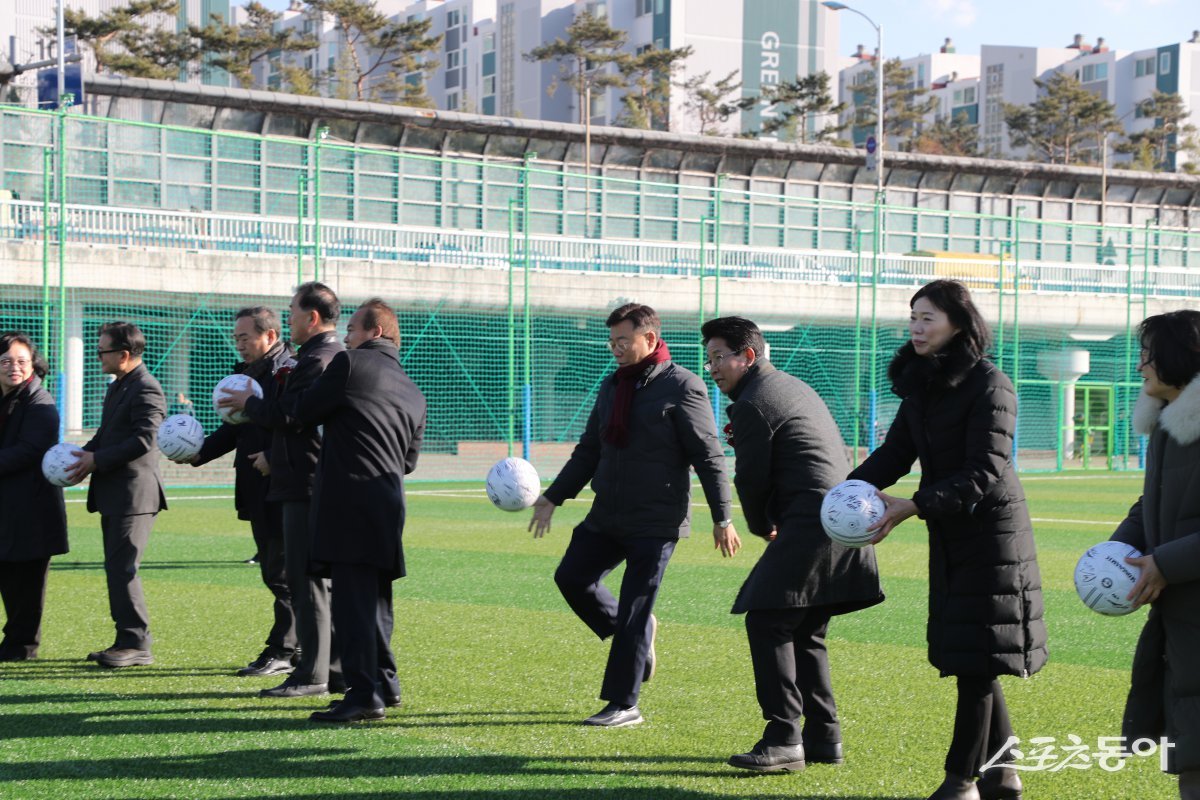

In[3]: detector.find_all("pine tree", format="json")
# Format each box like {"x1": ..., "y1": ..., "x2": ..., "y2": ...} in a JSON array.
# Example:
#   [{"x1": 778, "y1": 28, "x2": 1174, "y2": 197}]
[
  {"x1": 191, "y1": 1, "x2": 317, "y2": 89},
  {"x1": 850, "y1": 58, "x2": 940, "y2": 151},
  {"x1": 758, "y1": 72, "x2": 845, "y2": 143},
  {"x1": 526, "y1": 10, "x2": 627, "y2": 126},
  {"x1": 617, "y1": 45, "x2": 693, "y2": 130},
  {"x1": 1114, "y1": 91, "x2": 1200, "y2": 172},
  {"x1": 676, "y1": 70, "x2": 753, "y2": 136},
  {"x1": 306, "y1": 0, "x2": 441, "y2": 105},
  {"x1": 1003, "y1": 71, "x2": 1120, "y2": 165},
  {"x1": 54, "y1": 0, "x2": 198, "y2": 80},
  {"x1": 912, "y1": 111, "x2": 978, "y2": 157}
]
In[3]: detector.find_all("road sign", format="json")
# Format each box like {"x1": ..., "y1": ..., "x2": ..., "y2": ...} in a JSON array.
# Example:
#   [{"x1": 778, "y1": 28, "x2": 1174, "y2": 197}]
[{"x1": 866, "y1": 135, "x2": 877, "y2": 154}]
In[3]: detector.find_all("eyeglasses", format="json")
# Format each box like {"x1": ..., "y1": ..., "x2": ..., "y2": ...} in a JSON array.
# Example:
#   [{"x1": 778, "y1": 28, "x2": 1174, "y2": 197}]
[
  {"x1": 0, "y1": 358, "x2": 31, "y2": 369},
  {"x1": 703, "y1": 351, "x2": 738, "y2": 373},
  {"x1": 606, "y1": 336, "x2": 644, "y2": 354},
  {"x1": 96, "y1": 348, "x2": 126, "y2": 357}
]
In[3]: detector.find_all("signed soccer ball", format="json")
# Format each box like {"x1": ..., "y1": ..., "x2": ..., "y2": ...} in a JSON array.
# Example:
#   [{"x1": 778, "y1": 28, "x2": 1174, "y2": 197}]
[
  {"x1": 41, "y1": 442, "x2": 83, "y2": 487},
  {"x1": 486, "y1": 457, "x2": 541, "y2": 512},
  {"x1": 1074, "y1": 541, "x2": 1142, "y2": 616},
  {"x1": 158, "y1": 414, "x2": 205, "y2": 462},
  {"x1": 820, "y1": 479, "x2": 885, "y2": 548},
  {"x1": 212, "y1": 374, "x2": 263, "y2": 425}
]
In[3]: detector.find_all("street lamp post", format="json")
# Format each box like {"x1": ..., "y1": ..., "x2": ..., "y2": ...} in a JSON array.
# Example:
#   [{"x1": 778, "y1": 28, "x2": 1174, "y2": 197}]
[{"x1": 822, "y1": 1, "x2": 883, "y2": 199}]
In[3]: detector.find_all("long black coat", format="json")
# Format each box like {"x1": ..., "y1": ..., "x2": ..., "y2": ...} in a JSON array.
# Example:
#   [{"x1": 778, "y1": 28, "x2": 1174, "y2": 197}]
[
  {"x1": 243, "y1": 331, "x2": 343, "y2": 503},
  {"x1": 1113, "y1": 380, "x2": 1200, "y2": 774},
  {"x1": 543, "y1": 360, "x2": 731, "y2": 538},
  {"x1": 193, "y1": 341, "x2": 292, "y2": 520},
  {"x1": 849, "y1": 342, "x2": 1047, "y2": 679},
  {"x1": 83, "y1": 363, "x2": 167, "y2": 517},
  {"x1": 0, "y1": 377, "x2": 68, "y2": 562},
  {"x1": 727, "y1": 362, "x2": 883, "y2": 615},
  {"x1": 293, "y1": 338, "x2": 426, "y2": 580}
]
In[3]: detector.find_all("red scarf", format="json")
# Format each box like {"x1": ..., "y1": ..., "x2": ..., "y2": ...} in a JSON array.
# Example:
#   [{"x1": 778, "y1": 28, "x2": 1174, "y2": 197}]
[{"x1": 605, "y1": 339, "x2": 671, "y2": 447}]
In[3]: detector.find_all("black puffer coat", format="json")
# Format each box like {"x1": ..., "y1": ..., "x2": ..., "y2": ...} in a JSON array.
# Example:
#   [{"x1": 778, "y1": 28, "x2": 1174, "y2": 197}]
[{"x1": 849, "y1": 341, "x2": 1048, "y2": 678}]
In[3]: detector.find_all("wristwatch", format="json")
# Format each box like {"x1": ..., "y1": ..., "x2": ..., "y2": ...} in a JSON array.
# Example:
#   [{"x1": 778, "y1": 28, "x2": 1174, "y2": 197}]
[{"x1": 717, "y1": 518, "x2": 733, "y2": 528}]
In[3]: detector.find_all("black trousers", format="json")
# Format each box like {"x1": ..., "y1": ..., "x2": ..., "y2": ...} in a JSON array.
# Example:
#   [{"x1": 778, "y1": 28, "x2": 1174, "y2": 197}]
[
  {"x1": 249, "y1": 503, "x2": 296, "y2": 655},
  {"x1": 330, "y1": 562, "x2": 399, "y2": 709},
  {"x1": 744, "y1": 607, "x2": 840, "y2": 746},
  {"x1": 101, "y1": 513, "x2": 156, "y2": 650},
  {"x1": 945, "y1": 676, "x2": 1015, "y2": 777},
  {"x1": 0, "y1": 557, "x2": 51, "y2": 657},
  {"x1": 554, "y1": 525, "x2": 676, "y2": 708},
  {"x1": 281, "y1": 500, "x2": 339, "y2": 685}
]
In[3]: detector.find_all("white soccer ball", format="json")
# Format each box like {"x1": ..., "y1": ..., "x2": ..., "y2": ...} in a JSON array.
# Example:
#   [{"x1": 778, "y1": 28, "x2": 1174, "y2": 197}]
[
  {"x1": 820, "y1": 479, "x2": 885, "y2": 548},
  {"x1": 486, "y1": 457, "x2": 541, "y2": 512},
  {"x1": 158, "y1": 414, "x2": 205, "y2": 462},
  {"x1": 212, "y1": 374, "x2": 263, "y2": 425},
  {"x1": 41, "y1": 442, "x2": 83, "y2": 487},
  {"x1": 1074, "y1": 541, "x2": 1143, "y2": 616}
]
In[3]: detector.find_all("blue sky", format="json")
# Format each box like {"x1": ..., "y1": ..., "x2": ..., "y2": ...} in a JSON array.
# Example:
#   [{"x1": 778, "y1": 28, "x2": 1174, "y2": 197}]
[
  {"x1": 248, "y1": 0, "x2": 1190, "y2": 58},
  {"x1": 826, "y1": 0, "x2": 1188, "y2": 58}
]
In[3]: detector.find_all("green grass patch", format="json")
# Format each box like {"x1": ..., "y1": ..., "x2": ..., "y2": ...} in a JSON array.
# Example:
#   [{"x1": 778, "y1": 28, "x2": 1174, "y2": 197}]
[{"x1": 0, "y1": 474, "x2": 1177, "y2": 798}]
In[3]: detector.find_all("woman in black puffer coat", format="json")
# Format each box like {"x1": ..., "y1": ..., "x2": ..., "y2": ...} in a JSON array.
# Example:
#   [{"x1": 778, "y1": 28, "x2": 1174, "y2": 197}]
[{"x1": 849, "y1": 280, "x2": 1047, "y2": 800}]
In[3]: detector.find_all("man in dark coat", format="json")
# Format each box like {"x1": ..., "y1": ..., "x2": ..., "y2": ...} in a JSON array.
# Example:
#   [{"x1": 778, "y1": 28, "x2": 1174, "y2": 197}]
[
  {"x1": 0, "y1": 333, "x2": 68, "y2": 661},
  {"x1": 529, "y1": 303, "x2": 739, "y2": 728},
  {"x1": 701, "y1": 316, "x2": 884, "y2": 772},
  {"x1": 188, "y1": 306, "x2": 297, "y2": 677},
  {"x1": 220, "y1": 282, "x2": 345, "y2": 698},
  {"x1": 68, "y1": 321, "x2": 167, "y2": 668},
  {"x1": 293, "y1": 299, "x2": 426, "y2": 723}
]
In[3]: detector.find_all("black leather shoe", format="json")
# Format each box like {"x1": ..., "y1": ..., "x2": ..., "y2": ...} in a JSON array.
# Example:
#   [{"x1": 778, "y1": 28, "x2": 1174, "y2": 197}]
[
  {"x1": 96, "y1": 648, "x2": 154, "y2": 668},
  {"x1": 928, "y1": 773, "x2": 980, "y2": 800},
  {"x1": 328, "y1": 695, "x2": 402, "y2": 709},
  {"x1": 259, "y1": 679, "x2": 328, "y2": 698},
  {"x1": 328, "y1": 674, "x2": 348, "y2": 694},
  {"x1": 87, "y1": 646, "x2": 118, "y2": 662},
  {"x1": 728, "y1": 742, "x2": 806, "y2": 772},
  {"x1": 977, "y1": 766, "x2": 1022, "y2": 800},
  {"x1": 803, "y1": 740, "x2": 844, "y2": 765},
  {"x1": 0, "y1": 644, "x2": 35, "y2": 661},
  {"x1": 643, "y1": 613, "x2": 657, "y2": 683},
  {"x1": 237, "y1": 649, "x2": 295, "y2": 677},
  {"x1": 583, "y1": 703, "x2": 644, "y2": 727},
  {"x1": 310, "y1": 702, "x2": 386, "y2": 723}
]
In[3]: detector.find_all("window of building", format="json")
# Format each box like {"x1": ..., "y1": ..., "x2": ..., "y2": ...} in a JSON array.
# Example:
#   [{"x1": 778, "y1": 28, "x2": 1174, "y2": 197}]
[
  {"x1": 447, "y1": 50, "x2": 460, "y2": 70},
  {"x1": 447, "y1": 92, "x2": 459, "y2": 110},
  {"x1": 917, "y1": 63, "x2": 925, "y2": 88},
  {"x1": 483, "y1": 33, "x2": 495, "y2": 52},
  {"x1": 483, "y1": 75, "x2": 496, "y2": 95},
  {"x1": 587, "y1": 2, "x2": 608, "y2": 18},
  {"x1": 447, "y1": 9, "x2": 460, "y2": 28},
  {"x1": 1135, "y1": 56, "x2": 1155, "y2": 77},
  {"x1": 637, "y1": 0, "x2": 653, "y2": 15},
  {"x1": 1159, "y1": 52, "x2": 1171, "y2": 75}
]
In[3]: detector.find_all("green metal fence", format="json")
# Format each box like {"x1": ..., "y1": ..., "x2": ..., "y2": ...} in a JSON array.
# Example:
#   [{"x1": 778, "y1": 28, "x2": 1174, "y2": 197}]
[{"x1": 1, "y1": 104, "x2": 1195, "y2": 483}]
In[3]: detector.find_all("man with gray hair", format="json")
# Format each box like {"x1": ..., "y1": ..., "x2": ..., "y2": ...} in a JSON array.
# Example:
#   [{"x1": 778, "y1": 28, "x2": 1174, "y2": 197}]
[{"x1": 186, "y1": 307, "x2": 297, "y2": 677}]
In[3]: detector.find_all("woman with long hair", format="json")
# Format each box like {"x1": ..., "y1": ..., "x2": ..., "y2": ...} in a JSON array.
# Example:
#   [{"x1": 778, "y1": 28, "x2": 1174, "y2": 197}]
[
  {"x1": 1112, "y1": 310, "x2": 1200, "y2": 800},
  {"x1": 0, "y1": 332, "x2": 68, "y2": 660},
  {"x1": 848, "y1": 280, "x2": 1047, "y2": 800}
]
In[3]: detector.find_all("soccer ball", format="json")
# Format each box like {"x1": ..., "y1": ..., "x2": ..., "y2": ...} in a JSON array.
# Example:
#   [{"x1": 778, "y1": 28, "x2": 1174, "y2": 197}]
[
  {"x1": 820, "y1": 479, "x2": 885, "y2": 548},
  {"x1": 1074, "y1": 541, "x2": 1143, "y2": 616},
  {"x1": 486, "y1": 457, "x2": 541, "y2": 512},
  {"x1": 158, "y1": 414, "x2": 205, "y2": 462},
  {"x1": 41, "y1": 442, "x2": 83, "y2": 487},
  {"x1": 212, "y1": 374, "x2": 263, "y2": 425}
]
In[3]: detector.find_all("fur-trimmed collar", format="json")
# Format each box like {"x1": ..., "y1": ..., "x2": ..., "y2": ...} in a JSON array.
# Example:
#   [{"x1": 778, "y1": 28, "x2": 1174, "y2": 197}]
[
  {"x1": 888, "y1": 339, "x2": 982, "y2": 398},
  {"x1": 1133, "y1": 375, "x2": 1200, "y2": 446}
]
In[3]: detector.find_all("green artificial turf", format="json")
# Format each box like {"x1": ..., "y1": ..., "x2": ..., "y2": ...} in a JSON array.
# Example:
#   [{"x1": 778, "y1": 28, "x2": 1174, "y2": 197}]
[{"x1": 0, "y1": 473, "x2": 1179, "y2": 799}]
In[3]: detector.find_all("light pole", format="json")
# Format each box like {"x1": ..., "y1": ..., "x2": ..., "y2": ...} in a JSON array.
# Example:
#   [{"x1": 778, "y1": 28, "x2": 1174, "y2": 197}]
[{"x1": 822, "y1": 2, "x2": 883, "y2": 200}]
